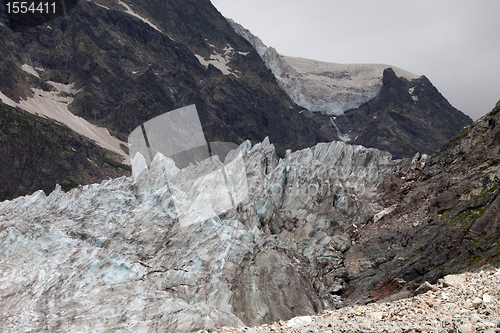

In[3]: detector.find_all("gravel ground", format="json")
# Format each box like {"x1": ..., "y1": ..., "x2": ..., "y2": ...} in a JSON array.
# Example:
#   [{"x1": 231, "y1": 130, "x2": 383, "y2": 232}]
[{"x1": 200, "y1": 267, "x2": 500, "y2": 333}]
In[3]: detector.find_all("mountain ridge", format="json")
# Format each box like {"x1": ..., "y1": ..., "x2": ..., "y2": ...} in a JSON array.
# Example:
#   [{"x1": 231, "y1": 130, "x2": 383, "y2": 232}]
[
  {"x1": 0, "y1": 0, "x2": 339, "y2": 200},
  {"x1": 334, "y1": 68, "x2": 473, "y2": 158},
  {"x1": 228, "y1": 18, "x2": 473, "y2": 159}
]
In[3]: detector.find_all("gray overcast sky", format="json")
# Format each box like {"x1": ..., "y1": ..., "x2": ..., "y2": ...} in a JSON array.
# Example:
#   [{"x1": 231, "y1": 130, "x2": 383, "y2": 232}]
[{"x1": 211, "y1": 0, "x2": 500, "y2": 120}]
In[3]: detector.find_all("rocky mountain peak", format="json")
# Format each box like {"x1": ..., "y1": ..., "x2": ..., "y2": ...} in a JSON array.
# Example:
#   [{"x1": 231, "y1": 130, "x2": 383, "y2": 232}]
[
  {"x1": 227, "y1": 20, "x2": 472, "y2": 159},
  {"x1": 381, "y1": 67, "x2": 400, "y2": 86},
  {"x1": 333, "y1": 67, "x2": 472, "y2": 158}
]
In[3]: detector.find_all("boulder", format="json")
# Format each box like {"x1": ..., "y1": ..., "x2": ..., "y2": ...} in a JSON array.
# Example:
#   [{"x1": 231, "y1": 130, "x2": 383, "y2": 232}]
[
  {"x1": 330, "y1": 234, "x2": 351, "y2": 252},
  {"x1": 414, "y1": 281, "x2": 438, "y2": 295},
  {"x1": 443, "y1": 274, "x2": 466, "y2": 288}
]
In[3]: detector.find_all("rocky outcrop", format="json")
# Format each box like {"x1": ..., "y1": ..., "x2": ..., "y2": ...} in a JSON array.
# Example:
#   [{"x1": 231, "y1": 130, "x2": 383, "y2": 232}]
[
  {"x1": 334, "y1": 68, "x2": 473, "y2": 158},
  {"x1": 0, "y1": 103, "x2": 130, "y2": 201},
  {"x1": 342, "y1": 100, "x2": 500, "y2": 306}
]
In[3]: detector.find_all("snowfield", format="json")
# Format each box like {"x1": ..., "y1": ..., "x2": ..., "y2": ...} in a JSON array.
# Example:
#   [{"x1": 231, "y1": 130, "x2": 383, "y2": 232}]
[{"x1": 227, "y1": 18, "x2": 420, "y2": 115}]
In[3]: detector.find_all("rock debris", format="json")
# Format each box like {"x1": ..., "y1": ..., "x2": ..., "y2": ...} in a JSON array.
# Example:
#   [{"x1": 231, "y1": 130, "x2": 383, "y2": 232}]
[{"x1": 205, "y1": 267, "x2": 500, "y2": 333}]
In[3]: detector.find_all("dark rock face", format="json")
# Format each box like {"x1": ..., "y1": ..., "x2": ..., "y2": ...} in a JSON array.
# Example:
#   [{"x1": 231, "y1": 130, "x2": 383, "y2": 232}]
[
  {"x1": 0, "y1": 0, "x2": 336, "y2": 153},
  {"x1": 343, "y1": 100, "x2": 500, "y2": 305},
  {"x1": 228, "y1": 100, "x2": 499, "y2": 320},
  {"x1": 0, "y1": 0, "x2": 338, "y2": 200},
  {"x1": 333, "y1": 68, "x2": 473, "y2": 159},
  {"x1": 0, "y1": 103, "x2": 130, "y2": 201}
]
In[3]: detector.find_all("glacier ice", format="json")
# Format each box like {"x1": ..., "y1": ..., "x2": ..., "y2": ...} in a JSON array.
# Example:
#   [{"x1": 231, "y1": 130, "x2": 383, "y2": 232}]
[
  {"x1": 227, "y1": 19, "x2": 420, "y2": 115},
  {"x1": 0, "y1": 137, "x2": 399, "y2": 332}
]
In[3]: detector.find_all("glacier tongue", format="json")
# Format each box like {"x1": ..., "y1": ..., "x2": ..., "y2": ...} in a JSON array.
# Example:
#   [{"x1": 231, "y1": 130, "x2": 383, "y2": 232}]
[
  {"x1": 0, "y1": 138, "x2": 397, "y2": 332},
  {"x1": 227, "y1": 19, "x2": 420, "y2": 115}
]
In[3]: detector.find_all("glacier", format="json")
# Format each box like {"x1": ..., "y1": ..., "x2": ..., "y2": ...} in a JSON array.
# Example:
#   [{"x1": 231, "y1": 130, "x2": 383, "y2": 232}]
[
  {"x1": 0, "y1": 138, "x2": 402, "y2": 332},
  {"x1": 227, "y1": 19, "x2": 420, "y2": 115}
]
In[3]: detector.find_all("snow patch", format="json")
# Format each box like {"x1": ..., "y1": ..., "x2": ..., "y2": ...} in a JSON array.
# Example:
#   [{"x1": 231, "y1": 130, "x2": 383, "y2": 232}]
[
  {"x1": 195, "y1": 44, "x2": 241, "y2": 77},
  {"x1": 21, "y1": 64, "x2": 40, "y2": 78},
  {"x1": 86, "y1": 0, "x2": 110, "y2": 10},
  {"x1": 95, "y1": 2, "x2": 110, "y2": 10},
  {"x1": 330, "y1": 116, "x2": 351, "y2": 142},
  {"x1": 117, "y1": 0, "x2": 162, "y2": 34},
  {"x1": 373, "y1": 205, "x2": 397, "y2": 222},
  {"x1": 205, "y1": 38, "x2": 216, "y2": 48},
  {"x1": 0, "y1": 82, "x2": 129, "y2": 164},
  {"x1": 87, "y1": 158, "x2": 99, "y2": 167},
  {"x1": 287, "y1": 316, "x2": 312, "y2": 327},
  {"x1": 0, "y1": 91, "x2": 18, "y2": 108},
  {"x1": 279, "y1": 56, "x2": 419, "y2": 115},
  {"x1": 409, "y1": 87, "x2": 418, "y2": 102}
]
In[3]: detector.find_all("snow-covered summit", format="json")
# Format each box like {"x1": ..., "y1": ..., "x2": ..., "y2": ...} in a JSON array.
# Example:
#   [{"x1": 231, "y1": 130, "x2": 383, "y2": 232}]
[{"x1": 227, "y1": 19, "x2": 420, "y2": 115}]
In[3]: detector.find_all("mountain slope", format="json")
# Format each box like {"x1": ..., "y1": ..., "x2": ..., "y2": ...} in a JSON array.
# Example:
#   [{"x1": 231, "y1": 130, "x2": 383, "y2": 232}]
[
  {"x1": 228, "y1": 18, "x2": 418, "y2": 115},
  {"x1": 334, "y1": 68, "x2": 473, "y2": 158},
  {"x1": 0, "y1": 0, "x2": 336, "y2": 156},
  {"x1": 0, "y1": 102, "x2": 130, "y2": 201},
  {"x1": 228, "y1": 19, "x2": 473, "y2": 159},
  {"x1": 344, "y1": 100, "x2": 500, "y2": 305},
  {"x1": 0, "y1": 0, "x2": 341, "y2": 200}
]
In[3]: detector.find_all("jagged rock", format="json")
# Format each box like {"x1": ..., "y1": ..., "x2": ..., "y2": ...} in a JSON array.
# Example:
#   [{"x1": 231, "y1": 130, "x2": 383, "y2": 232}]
[
  {"x1": 229, "y1": 19, "x2": 472, "y2": 159},
  {"x1": 334, "y1": 68, "x2": 473, "y2": 158},
  {"x1": 228, "y1": 19, "x2": 418, "y2": 115},
  {"x1": 338, "y1": 100, "x2": 500, "y2": 307},
  {"x1": 415, "y1": 281, "x2": 439, "y2": 295}
]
